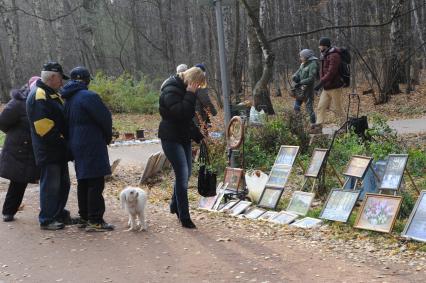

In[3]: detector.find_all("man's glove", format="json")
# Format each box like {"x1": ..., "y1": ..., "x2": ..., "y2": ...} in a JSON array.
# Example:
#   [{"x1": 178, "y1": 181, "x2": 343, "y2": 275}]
[{"x1": 314, "y1": 81, "x2": 324, "y2": 91}]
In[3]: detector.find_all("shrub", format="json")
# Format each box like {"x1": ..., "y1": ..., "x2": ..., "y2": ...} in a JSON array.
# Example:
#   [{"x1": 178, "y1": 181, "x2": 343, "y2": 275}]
[{"x1": 89, "y1": 72, "x2": 159, "y2": 114}]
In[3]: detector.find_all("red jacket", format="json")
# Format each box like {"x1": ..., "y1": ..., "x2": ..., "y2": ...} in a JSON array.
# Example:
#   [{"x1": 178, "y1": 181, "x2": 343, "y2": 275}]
[{"x1": 320, "y1": 47, "x2": 343, "y2": 90}]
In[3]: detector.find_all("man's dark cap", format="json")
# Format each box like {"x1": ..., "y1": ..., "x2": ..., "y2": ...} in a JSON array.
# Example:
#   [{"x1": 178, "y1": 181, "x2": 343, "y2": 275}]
[
  {"x1": 42, "y1": 62, "x2": 69, "y2": 80},
  {"x1": 70, "y1": 66, "x2": 93, "y2": 81},
  {"x1": 319, "y1": 37, "x2": 331, "y2": 47}
]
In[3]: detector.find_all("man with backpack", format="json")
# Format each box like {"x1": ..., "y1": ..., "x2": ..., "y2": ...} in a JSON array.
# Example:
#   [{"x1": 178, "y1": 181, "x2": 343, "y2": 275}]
[{"x1": 311, "y1": 37, "x2": 348, "y2": 134}]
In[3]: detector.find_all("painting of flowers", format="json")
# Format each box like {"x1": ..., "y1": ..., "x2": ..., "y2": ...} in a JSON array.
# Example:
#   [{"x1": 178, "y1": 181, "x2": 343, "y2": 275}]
[{"x1": 354, "y1": 194, "x2": 402, "y2": 233}]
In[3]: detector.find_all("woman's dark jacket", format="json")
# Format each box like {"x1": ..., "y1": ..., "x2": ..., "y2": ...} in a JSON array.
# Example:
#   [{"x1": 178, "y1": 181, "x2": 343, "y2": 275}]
[
  {"x1": 0, "y1": 86, "x2": 40, "y2": 183},
  {"x1": 158, "y1": 75, "x2": 203, "y2": 144},
  {"x1": 61, "y1": 80, "x2": 112, "y2": 180}
]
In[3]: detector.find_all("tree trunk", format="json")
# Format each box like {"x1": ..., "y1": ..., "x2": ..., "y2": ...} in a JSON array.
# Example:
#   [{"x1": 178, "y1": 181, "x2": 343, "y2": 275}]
[
  {"x1": 34, "y1": 0, "x2": 52, "y2": 61},
  {"x1": 51, "y1": 0, "x2": 65, "y2": 64},
  {"x1": 0, "y1": 0, "x2": 21, "y2": 86},
  {"x1": 0, "y1": 42, "x2": 11, "y2": 102},
  {"x1": 131, "y1": 0, "x2": 144, "y2": 77},
  {"x1": 242, "y1": 0, "x2": 275, "y2": 115},
  {"x1": 382, "y1": 0, "x2": 404, "y2": 100},
  {"x1": 231, "y1": 0, "x2": 242, "y2": 103}
]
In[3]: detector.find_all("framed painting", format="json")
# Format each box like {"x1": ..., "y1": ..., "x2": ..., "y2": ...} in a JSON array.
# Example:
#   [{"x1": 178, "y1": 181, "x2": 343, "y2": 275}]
[
  {"x1": 402, "y1": 191, "x2": 426, "y2": 242},
  {"x1": 304, "y1": 148, "x2": 328, "y2": 178},
  {"x1": 258, "y1": 211, "x2": 279, "y2": 221},
  {"x1": 286, "y1": 191, "x2": 315, "y2": 216},
  {"x1": 320, "y1": 189, "x2": 360, "y2": 222},
  {"x1": 266, "y1": 164, "x2": 292, "y2": 188},
  {"x1": 198, "y1": 196, "x2": 218, "y2": 210},
  {"x1": 258, "y1": 187, "x2": 284, "y2": 210},
  {"x1": 219, "y1": 200, "x2": 239, "y2": 212},
  {"x1": 212, "y1": 183, "x2": 228, "y2": 211},
  {"x1": 229, "y1": 201, "x2": 252, "y2": 216},
  {"x1": 380, "y1": 154, "x2": 408, "y2": 190},
  {"x1": 223, "y1": 167, "x2": 244, "y2": 192},
  {"x1": 199, "y1": 182, "x2": 224, "y2": 210},
  {"x1": 290, "y1": 217, "x2": 323, "y2": 229},
  {"x1": 274, "y1": 145, "x2": 299, "y2": 166},
  {"x1": 243, "y1": 207, "x2": 266, "y2": 219},
  {"x1": 354, "y1": 194, "x2": 402, "y2": 233},
  {"x1": 227, "y1": 116, "x2": 244, "y2": 149},
  {"x1": 270, "y1": 211, "x2": 299, "y2": 225},
  {"x1": 343, "y1": 155, "x2": 373, "y2": 179}
]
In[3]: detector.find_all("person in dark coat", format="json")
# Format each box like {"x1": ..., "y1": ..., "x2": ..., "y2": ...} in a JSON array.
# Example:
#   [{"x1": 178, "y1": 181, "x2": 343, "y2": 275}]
[
  {"x1": 0, "y1": 79, "x2": 40, "y2": 222},
  {"x1": 61, "y1": 66, "x2": 114, "y2": 232},
  {"x1": 26, "y1": 62, "x2": 72, "y2": 230},
  {"x1": 158, "y1": 66, "x2": 205, "y2": 229}
]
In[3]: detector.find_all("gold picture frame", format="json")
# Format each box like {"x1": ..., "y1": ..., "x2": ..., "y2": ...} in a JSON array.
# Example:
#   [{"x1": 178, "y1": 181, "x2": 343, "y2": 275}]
[
  {"x1": 354, "y1": 193, "x2": 402, "y2": 233},
  {"x1": 273, "y1": 145, "x2": 299, "y2": 166}
]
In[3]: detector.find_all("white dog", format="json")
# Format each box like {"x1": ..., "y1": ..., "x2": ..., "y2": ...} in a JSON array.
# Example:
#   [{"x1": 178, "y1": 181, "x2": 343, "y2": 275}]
[{"x1": 120, "y1": 186, "x2": 148, "y2": 232}]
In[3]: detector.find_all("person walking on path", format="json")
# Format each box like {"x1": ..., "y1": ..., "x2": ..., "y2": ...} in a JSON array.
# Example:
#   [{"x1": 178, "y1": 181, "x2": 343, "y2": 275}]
[
  {"x1": 1, "y1": 77, "x2": 40, "y2": 222},
  {"x1": 61, "y1": 66, "x2": 114, "y2": 232},
  {"x1": 312, "y1": 37, "x2": 346, "y2": 133},
  {"x1": 158, "y1": 66, "x2": 205, "y2": 229},
  {"x1": 26, "y1": 62, "x2": 72, "y2": 230},
  {"x1": 292, "y1": 49, "x2": 319, "y2": 131}
]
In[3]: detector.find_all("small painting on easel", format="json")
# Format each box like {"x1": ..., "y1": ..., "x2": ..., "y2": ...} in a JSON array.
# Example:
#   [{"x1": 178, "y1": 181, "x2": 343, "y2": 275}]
[
  {"x1": 223, "y1": 167, "x2": 244, "y2": 192},
  {"x1": 343, "y1": 155, "x2": 372, "y2": 179},
  {"x1": 305, "y1": 148, "x2": 328, "y2": 178},
  {"x1": 266, "y1": 164, "x2": 292, "y2": 188},
  {"x1": 380, "y1": 154, "x2": 408, "y2": 190}
]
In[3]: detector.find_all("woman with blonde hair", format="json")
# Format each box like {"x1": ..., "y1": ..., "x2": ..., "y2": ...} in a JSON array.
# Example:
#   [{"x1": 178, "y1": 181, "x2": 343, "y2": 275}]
[{"x1": 158, "y1": 66, "x2": 206, "y2": 228}]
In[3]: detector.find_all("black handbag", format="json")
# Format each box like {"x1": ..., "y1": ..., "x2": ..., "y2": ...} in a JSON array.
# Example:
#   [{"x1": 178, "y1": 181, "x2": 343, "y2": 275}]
[{"x1": 197, "y1": 141, "x2": 217, "y2": 197}]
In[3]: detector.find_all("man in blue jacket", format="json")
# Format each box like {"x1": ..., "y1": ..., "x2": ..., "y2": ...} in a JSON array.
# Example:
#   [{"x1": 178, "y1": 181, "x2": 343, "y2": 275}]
[
  {"x1": 26, "y1": 62, "x2": 71, "y2": 230},
  {"x1": 61, "y1": 67, "x2": 114, "y2": 232}
]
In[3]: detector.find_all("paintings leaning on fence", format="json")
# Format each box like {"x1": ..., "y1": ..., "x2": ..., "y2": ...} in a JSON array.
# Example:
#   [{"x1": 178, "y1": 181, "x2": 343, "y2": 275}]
[
  {"x1": 402, "y1": 191, "x2": 426, "y2": 242},
  {"x1": 274, "y1": 145, "x2": 299, "y2": 166},
  {"x1": 266, "y1": 164, "x2": 292, "y2": 188},
  {"x1": 343, "y1": 155, "x2": 372, "y2": 179},
  {"x1": 223, "y1": 167, "x2": 244, "y2": 192},
  {"x1": 380, "y1": 154, "x2": 408, "y2": 190},
  {"x1": 219, "y1": 200, "x2": 239, "y2": 212},
  {"x1": 258, "y1": 187, "x2": 284, "y2": 209},
  {"x1": 286, "y1": 191, "x2": 315, "y2": 216},
  {"x1": 354, "y1": 194, "x2": 402, "y2": 233},
  {"x1": 320, "y1": 189, "x2": 361, "y2": 222},
  {"x1": 305, "y1": 148, "x2": 328, "y2": 178},
  {"x1": 270, "y1": 211, "x2": 299, "y2": 225}
]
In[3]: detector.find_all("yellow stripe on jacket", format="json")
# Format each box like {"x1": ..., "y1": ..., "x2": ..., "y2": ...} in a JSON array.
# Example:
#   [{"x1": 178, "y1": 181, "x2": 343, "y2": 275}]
[{"x1": 34, "y1": 118, "x2": 55, "y2": 137}]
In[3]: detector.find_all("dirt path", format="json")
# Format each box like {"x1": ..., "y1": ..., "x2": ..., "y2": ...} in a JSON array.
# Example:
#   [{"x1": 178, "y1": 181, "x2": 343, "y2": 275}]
[{"x1": 1, "y1": 186, "x2": 425, "y2": 283}]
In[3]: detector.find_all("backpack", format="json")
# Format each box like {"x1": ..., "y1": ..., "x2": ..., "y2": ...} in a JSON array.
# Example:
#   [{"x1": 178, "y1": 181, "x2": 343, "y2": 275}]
[{"x1": 337, "y1": 47, "x2": 351, "y2": 87}]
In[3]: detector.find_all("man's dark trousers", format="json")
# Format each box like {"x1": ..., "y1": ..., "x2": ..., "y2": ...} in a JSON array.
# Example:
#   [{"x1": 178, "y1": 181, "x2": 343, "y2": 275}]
[{"x1": 77, "y1": 177, "x2": 105, "y2": 223}]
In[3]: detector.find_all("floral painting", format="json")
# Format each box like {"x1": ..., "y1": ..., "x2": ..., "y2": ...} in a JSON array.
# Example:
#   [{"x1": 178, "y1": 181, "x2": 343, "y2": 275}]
[{"x1": 355, "y1": 194, "x2": 402, "y2": 233}]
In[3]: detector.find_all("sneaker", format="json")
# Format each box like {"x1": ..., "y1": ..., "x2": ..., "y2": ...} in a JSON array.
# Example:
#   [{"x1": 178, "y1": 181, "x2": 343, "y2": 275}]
[
  {"x1": 85, "y1": 221, "x2": 115, "y2": 232},
  {"x1": 76, "y1": 218, "x2": 88, "y2": 229},
  {"x1": 2, "y1": 214, "x2": 14, "y2": 222},
  {"x1": 40, "y1": 221, "x2": 65, "y2": 230}
]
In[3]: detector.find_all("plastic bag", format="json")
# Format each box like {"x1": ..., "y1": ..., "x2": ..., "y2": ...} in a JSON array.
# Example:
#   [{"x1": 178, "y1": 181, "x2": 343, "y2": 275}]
[
  {"x1": 249, "y1": 106, "x2": 266, "y2": 125},
  {"x1": 245, "y1": 170, "x2": 268, "y2": 202}
]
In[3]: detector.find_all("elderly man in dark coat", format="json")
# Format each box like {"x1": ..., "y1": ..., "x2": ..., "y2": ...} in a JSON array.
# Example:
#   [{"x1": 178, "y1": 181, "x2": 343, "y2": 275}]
[
  {"x1": 61, "y1": 66, "x2": 114, "y2": 232},
  {"x1": 0, "y1": 80, "x2": 40, "y2": 222}
]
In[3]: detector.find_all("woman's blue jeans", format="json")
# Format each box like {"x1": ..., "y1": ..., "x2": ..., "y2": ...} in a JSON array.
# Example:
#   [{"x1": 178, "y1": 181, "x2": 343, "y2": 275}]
[{"x1": 161, "y1": 140, "x2": 192, "y2": 220}]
